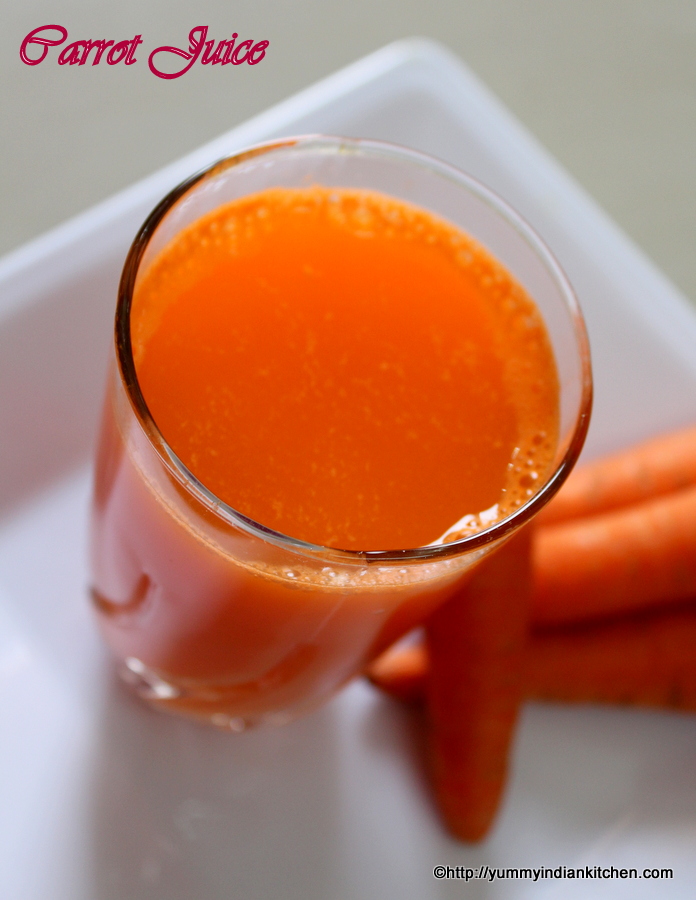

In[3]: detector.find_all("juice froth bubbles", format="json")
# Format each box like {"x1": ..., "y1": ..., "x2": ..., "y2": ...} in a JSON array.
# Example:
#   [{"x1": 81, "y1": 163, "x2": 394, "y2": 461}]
[{"x1": 90, "y1": 138, "x2": 591, "y2": 728}]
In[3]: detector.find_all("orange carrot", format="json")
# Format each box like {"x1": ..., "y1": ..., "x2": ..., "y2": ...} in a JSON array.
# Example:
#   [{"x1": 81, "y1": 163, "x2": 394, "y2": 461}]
[
  {"x1": 525, "y1": 605, "x2": 696, "y2": 710},
  {"x1": 367, "y1": 604, "x2": 696, "y2": 713},
  {"x1": 425, "y1": 528, "x2": 531, "y2": 842},
  {"x1": 538, "y1": 424, "x2": 696, "y2": 526},
  {"x1": 367, "y1": 643, "x2": 427, "y2": 703},
  {"x1": 533, "y1": 484, "x2": 696, "y2": 625}
]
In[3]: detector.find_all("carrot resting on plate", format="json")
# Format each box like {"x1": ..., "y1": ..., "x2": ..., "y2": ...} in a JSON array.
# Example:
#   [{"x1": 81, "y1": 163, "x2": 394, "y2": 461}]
[
  {"x1": 526, "y1": 605, "x2": 696, "y2": 709},
  {"x1": 367, "y1": 603, "x2": 696, "y2": 712},
  {"x1": 533, "y1": 484, "x2": 696, "y2": 625},
  {"x1": 538, "y1": 425, "x2": 696, "y2": 526},
  {"x1": 425, "y1": 529, "x2": 531, "y2": 842},
  {"x1": 367, "y1": 425, "x2": 696, "y2": 843}
]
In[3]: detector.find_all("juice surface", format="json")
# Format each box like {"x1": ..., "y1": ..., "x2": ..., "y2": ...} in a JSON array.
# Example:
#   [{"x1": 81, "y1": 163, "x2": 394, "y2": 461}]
[{"x1": 132, "y1": 187, "x2": 558, "y2": 551}]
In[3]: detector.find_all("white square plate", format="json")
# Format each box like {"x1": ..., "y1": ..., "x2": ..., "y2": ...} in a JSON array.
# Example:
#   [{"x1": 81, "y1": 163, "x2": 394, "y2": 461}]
[{"x1": 1, "y1": 39, "x2": 695, "y2": 900}]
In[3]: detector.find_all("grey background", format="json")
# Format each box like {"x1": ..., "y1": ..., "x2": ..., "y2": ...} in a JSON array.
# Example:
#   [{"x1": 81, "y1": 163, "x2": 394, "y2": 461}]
[{"x1": 2, "y1": 1, "x2": 695, "y2": 305}]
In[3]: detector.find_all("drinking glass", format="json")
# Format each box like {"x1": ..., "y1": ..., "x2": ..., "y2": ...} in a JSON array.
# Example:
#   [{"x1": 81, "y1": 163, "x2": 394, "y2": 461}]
[{"x1": 90, "y1": 136, "x2": 592, "y2": 730}]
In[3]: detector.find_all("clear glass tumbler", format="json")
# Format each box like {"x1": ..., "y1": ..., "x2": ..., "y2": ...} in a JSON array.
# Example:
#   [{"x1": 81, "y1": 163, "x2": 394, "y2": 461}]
[{"x1": 89, "y1": 136, "x2": 592, "y2": 730}]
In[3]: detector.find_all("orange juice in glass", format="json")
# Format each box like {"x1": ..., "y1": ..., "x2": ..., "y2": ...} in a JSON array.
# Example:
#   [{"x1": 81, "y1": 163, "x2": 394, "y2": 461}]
[{"x1": 90, "y1": 137, "x2": 591, "y2": 729}]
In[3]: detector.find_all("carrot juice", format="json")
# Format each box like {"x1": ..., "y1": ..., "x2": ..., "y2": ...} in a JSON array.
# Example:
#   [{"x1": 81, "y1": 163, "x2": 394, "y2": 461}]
[{"x1": 90, "y1": 149, "x2": 569, "y2": 729}]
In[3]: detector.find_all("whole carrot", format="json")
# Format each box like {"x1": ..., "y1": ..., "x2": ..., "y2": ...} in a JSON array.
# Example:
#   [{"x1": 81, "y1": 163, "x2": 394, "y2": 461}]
[
  {"x1": 538, "y1": 424, "x2": 696, "y2": 526},
  {"x1": 367, "y1": 605, "x2": 696, "y2": 713},
  {"x1": 425, "y1": 528, "x2": 531, "y2": 842},
  {"x1": 525, "y1": 605, "x2": 696, "y2": 710},
  {"x1": 533, "y1": 484, "x2": 696, "y2": 625}
]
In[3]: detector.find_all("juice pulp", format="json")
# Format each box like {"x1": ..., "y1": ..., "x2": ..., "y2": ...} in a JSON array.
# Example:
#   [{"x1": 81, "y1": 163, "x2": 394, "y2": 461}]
[{"x1": 91, "y1": 186, "x2": 559, "y2": 726}]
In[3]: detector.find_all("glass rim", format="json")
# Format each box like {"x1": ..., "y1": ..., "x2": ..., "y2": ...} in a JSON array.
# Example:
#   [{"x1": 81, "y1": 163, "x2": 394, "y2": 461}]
[{"x1": 115, "y1": 134, "x2": 593, "y2": 565}]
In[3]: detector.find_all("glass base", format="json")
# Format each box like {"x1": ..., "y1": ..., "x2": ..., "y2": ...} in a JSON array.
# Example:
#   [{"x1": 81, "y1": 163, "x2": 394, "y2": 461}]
[{"x1": 117, "y1": 657, "x2": 301, "y2": 731}]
